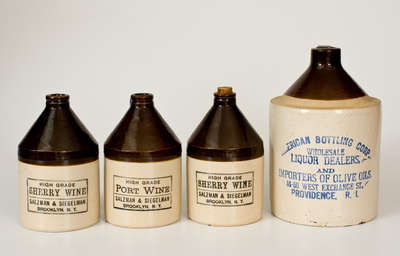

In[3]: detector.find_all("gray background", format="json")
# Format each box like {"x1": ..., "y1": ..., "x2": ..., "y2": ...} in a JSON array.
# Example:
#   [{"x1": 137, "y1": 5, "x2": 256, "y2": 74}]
[{"x1": 0, "y1": 0, "x2": 398, "y2": 255}]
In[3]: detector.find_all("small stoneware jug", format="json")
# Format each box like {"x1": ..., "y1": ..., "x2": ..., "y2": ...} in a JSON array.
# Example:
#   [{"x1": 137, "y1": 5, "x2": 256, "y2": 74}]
[
  {"x1": 18, "y1": 94, "x2": 100, "y2": 232},
  {"x1": 270, "y1": 46, "x2": 381, "y2": 226},
  {"x1": 104, "y1": 93, "x2": 181, "y2": 228},
  {"x1": 187, "y1": 87, "x2": 264, "y2": 226}
]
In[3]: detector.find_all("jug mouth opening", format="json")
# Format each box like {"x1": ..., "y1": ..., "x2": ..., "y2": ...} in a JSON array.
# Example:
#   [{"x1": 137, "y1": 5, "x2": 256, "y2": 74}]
[
  {"x1": 131, "y1": 93, "x2": 154, "y2": 104},
  {"x1": 215, "y1": 86, "x2": 234, "y2": 96},
  {"x1": 214, "y1": 86, "x2": 236, "y2": 101},
  {"x1": 46, "y1": 94, "x2": 70, "y2": 104},
  {"x1": 213, "y1": 87, "x2": 236, "y2": 106},
  {"x1": 314, "y1": 45, "x2": 340, "y2": 51},
  {"x1": 311, "y1": 45, "x2": 341, "y2": 67}
]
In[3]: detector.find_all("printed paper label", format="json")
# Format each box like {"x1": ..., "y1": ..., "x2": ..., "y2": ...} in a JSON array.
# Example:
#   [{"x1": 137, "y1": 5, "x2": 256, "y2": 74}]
[
  {"x1": 196, "y1": 171, "x2": 254, "y2": 207},
  {"x1": 113, "y1": 175, "x2": 172, "y2": 211},
  {"x1": 27, "y1": 178, "x2": 88, "y2": 214}
]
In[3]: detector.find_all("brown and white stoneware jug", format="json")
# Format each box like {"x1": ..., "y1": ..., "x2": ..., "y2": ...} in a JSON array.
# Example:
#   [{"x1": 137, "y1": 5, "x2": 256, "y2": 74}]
[
  {"x1": 18, "y1": 94, "x2": 100, "y2": 232},
  {"x1": 104, "y1": 93, "x2": 181, "y2": 228},
  {"x1": 270, "y1": 46, "x2": 381, "y2": 227},
  {"x1": 187, "y1": 87, "x2": 264, "y2": 226}
]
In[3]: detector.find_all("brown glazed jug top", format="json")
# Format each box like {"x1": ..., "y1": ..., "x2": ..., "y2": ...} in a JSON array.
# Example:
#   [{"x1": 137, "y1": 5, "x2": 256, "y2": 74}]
[
  {"x1": 104, "y1": 93, "x2": 181, "y2": 162},
  {"x1": 187, "y1": 87, "x2": 264, "y2": 162},
  {"x1": 18, "y1": 94, "x2": 99, "y2": 166},
  {"x1": 285, "y1": 46, "x2": 366, "y2": 100}
]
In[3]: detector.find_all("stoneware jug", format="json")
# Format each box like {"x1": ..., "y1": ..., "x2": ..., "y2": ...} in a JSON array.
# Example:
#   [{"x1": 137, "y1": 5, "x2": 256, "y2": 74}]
[
  {"x1": 104, "y1": 93, "x2": 181, "y2": 228},
  {"x1": 187, "y1": 87, "x2": 264, "y2": 226},
  {"x1": 270, "y1": 46, "x2": 381, "y2": 226},
  {"x1": 18, "y1": 94, "x2": 100, "y2": 232}
]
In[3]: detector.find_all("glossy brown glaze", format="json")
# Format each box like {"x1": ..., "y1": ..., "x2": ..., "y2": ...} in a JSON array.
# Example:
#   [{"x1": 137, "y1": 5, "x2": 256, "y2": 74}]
[
  {"x1": 187, "y1": 87, "x2": 263, "y2": 161},
  {"x1": 18, "y1": 94, "x2": 99, "y2": 165},
  {"x1": 104, "y1": 93, "x2": 181, "y2": 162},
  {"x1": 285, "y1": 46, "x2": 366, "y2": 100}
]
